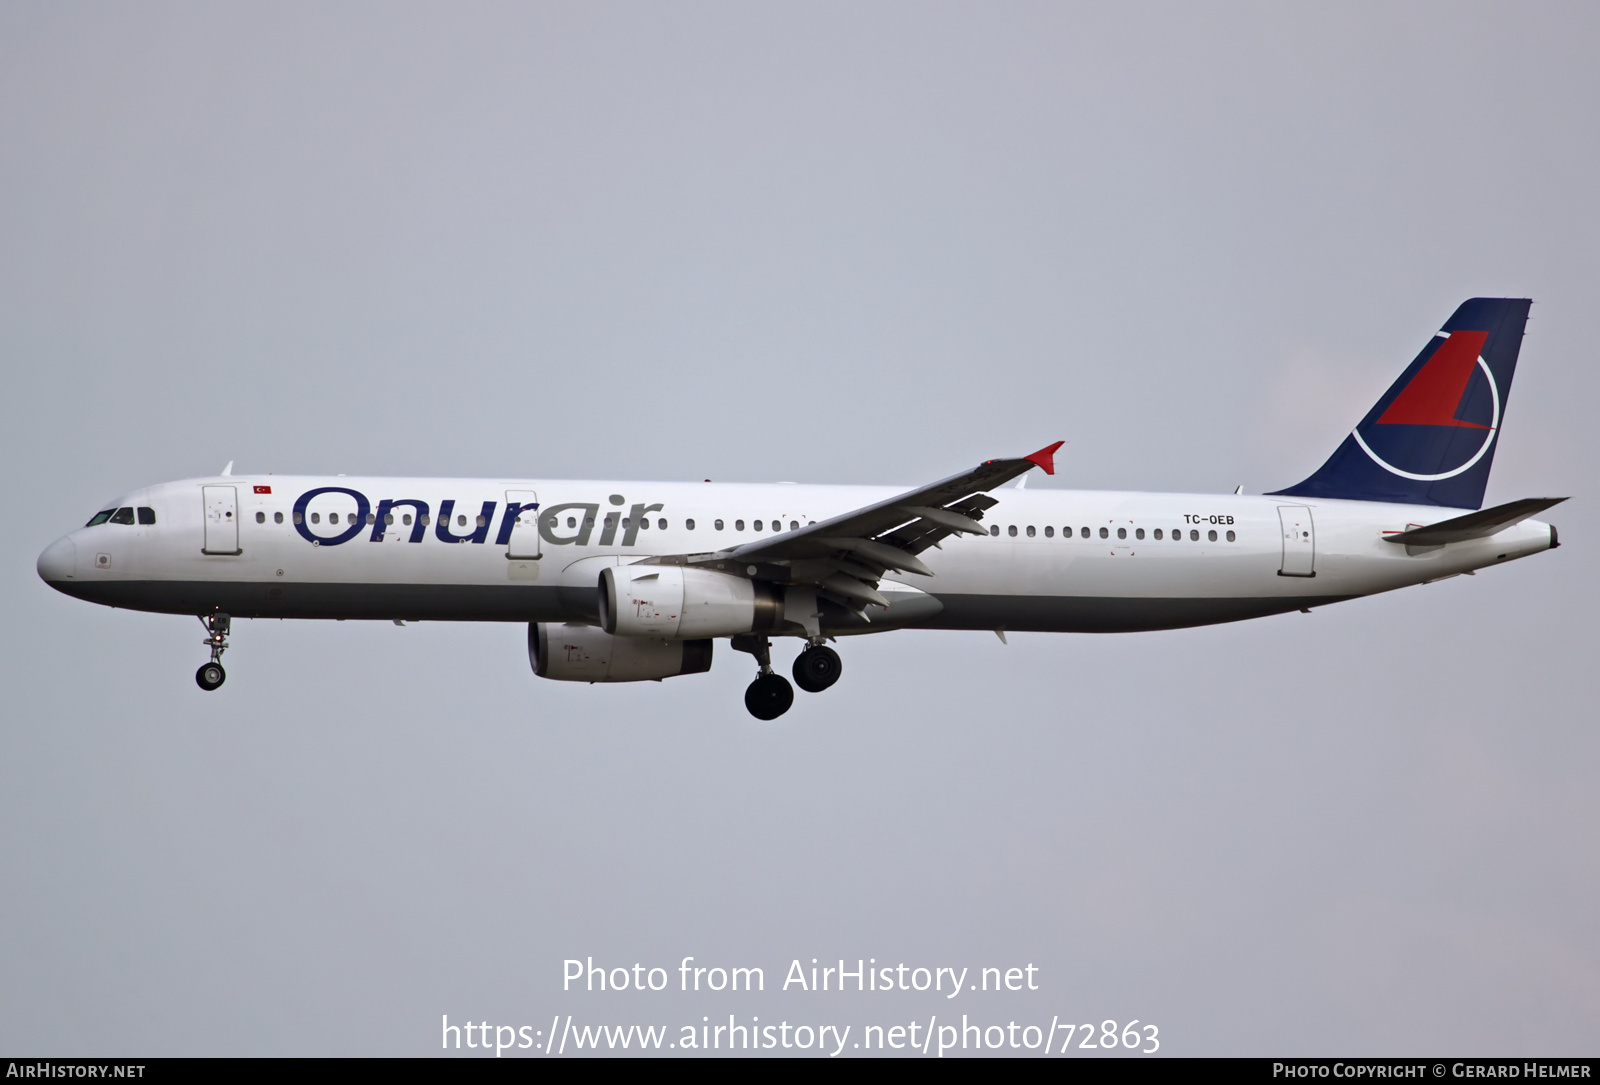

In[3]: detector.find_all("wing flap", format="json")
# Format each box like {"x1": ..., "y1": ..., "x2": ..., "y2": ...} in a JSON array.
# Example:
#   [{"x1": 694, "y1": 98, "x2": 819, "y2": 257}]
[
  {"x1": 727, "y1": 442, "x2": 1059, "y2": 565},
  {"x1": 669, "y1": 443, "x2": 1059, "y2": 621}
]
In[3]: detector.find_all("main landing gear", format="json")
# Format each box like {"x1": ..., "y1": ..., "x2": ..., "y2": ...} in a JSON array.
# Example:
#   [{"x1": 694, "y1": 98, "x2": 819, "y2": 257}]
[
  {"x1": 195, "y1": 611, "x2": 230, "y2": 691},
  {"x1": 792, "y1": 644, "x2": 842, "y2": 693},
  {"x1": 731, "y1": 636, "x2": 844, "y2": 719}
]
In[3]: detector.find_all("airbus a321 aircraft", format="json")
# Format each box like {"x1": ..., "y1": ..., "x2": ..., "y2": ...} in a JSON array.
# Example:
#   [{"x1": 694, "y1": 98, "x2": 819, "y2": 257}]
[{"x1": 37, "y1": 298, "x2": 1562, "y2": 719}]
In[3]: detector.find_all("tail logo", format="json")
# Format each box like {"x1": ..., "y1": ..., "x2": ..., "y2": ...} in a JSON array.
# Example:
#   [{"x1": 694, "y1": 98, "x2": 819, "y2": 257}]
[{"x1": 1351, "y1": 330, "x2": 1501, "y2": 481}]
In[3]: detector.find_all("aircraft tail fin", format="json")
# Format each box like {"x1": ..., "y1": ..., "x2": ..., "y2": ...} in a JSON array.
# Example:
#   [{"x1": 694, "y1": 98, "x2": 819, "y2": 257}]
[{"x1": 1269, "y1": 298, "x2": 1532, "y2": 509}]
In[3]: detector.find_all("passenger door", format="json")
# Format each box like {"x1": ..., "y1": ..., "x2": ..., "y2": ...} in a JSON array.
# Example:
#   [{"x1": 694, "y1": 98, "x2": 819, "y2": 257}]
[
  {"x1": 505, "y1": 490, "x2": 541, "y2": 560},
  {"x1": 1277, "y1": 505, "x2": 1315, "y2": 577},
  {"x1": 202, "y1": 485, "x2": 241, "y2": 555}
]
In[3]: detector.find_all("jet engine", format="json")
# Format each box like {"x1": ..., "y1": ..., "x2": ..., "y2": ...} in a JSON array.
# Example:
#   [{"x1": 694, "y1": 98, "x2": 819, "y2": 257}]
[
  {"x1": 529, "y1": 622, "x2": 713, "y2": 683},
  {"x1": 599, "y1": 565, "x2": 782, "y2": 639}
]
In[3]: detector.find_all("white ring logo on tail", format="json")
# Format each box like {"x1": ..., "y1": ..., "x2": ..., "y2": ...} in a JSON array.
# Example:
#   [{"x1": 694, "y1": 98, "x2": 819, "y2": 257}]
[{"x1": 1351, "y1": 355, "x2": 1499, "y2": 481}]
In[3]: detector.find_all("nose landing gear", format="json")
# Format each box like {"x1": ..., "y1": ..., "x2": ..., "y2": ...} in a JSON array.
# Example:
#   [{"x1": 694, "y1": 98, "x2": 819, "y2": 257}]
[
  {"x1": 731, "y1": 634, "x2": 794, "y2": 720},
  {"x1": 195, "y1": 611, "x2": 231, "y2": 691}
]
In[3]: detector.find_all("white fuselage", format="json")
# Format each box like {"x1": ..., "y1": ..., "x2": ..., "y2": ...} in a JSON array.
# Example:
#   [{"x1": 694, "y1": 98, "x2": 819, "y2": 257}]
[{"x1": 38, "y1": 475, "x2": 1556, "y2": 635}]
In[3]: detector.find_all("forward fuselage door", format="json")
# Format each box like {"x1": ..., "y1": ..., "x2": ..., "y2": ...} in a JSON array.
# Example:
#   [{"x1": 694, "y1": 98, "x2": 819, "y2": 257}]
[
  {"x1": 505, "y1": 490, "x2": 541, "y2": 559},
  {"x1": 202, "y1": 485, "x2": 241, "y2": 555},
  {"x1": 1277, "y1": 505, "x2": 1315, "y2": 577}
]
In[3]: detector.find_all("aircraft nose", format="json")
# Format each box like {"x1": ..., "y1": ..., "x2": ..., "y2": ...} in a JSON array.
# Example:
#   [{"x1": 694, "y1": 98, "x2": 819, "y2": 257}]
[{"x1": 37, "y1": 535, "x2": 77, "y2": 584}]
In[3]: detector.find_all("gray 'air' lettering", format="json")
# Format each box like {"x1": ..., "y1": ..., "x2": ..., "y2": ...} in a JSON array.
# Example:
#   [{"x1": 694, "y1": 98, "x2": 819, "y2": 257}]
[
  {"x1": 372, "y1": 499, "x2": 430, "y2": 543},
  {"x1": 539, "y1": 503, "x2": 600, "y2": 546},
  {"x1": 436, "y1": 500, "x2": 496, "y2": 544},
  {"x1": 622, "y1": 503, "x2": 664, "y2": 546},
  {"x1": 495, "y1": 502, "x2": 538, "y2": 546},
  {"x1": 598, "y1": 493, "x2": 626, "y2": 546}
]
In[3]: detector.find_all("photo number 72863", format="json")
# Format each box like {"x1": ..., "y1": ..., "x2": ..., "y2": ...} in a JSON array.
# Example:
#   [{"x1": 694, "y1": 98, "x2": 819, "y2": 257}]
[{"x1": 1060, "y1": 1021, "x2": 1158, "y2": 1053}]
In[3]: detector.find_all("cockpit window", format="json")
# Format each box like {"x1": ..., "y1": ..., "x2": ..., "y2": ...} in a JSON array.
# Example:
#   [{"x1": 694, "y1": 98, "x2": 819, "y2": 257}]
[
  {"x1": 137, "y1": 507, "x2": 156, "y2": 525},
  {"x1": 86, "y1": 509, "x2": 115, "y2": 527},
  {"x1": 109, "y1": 507, "x2": 136, "y2": 525}
]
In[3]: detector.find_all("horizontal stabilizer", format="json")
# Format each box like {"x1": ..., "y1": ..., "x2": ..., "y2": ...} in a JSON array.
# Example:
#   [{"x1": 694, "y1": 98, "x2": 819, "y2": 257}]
[{"x1": 1383, "y1": 496, "x2": 1567, "y2": 546}]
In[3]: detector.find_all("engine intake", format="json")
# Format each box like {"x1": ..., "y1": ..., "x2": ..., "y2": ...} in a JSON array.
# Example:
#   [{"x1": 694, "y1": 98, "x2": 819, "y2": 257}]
[
  {"x1": 599, "y1": 565, "x2": 782, "y2": 639},
  {"x1": 529, "y1": 623, "x2": 712, "y2": 683}
]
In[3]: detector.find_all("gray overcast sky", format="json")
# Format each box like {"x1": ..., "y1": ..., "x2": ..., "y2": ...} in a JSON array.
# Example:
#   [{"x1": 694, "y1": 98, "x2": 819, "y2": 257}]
[{"x1": 2, "y1": 1, "x2": 1596, "y2": 1056}]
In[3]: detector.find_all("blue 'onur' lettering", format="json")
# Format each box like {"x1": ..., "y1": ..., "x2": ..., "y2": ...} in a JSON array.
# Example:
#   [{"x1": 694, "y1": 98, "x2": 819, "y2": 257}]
[
  {"x1": 436, "y1": 499, "x2": 496, "y2": 544},
  {"x1": 293, "y1": 487, "x2": 370, "y2": 547},
  {"x1": 371, "y1": 499, "x2": 430, "y2": 543},
  {"x1": 494, "y1": 501, "x2": 539, "y2": 546}
]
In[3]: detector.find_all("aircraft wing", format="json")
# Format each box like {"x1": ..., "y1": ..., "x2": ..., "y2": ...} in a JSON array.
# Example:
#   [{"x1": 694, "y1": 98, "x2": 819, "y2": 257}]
[
  {"x1": 1382, "y1": 496, "x2": 1568, "y2": 546},
  {"x1": 657, "y1": 442, "x2": 1062, "y2": 613}
]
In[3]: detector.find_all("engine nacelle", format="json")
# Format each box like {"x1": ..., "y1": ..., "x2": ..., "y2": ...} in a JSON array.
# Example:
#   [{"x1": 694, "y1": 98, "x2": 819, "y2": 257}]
[
  {"x1": 599, "y1": 565, "x2": 782, "y2": 639},
  {"x1": 529, "y1": 623, "x2": 713, "y2": 683}
]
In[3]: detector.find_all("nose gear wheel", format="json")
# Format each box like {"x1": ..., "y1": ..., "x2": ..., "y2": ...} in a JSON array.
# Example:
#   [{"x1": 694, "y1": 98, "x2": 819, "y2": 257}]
[{"x1": 195, "y1": 611, "x2": 231, "y2": 691}]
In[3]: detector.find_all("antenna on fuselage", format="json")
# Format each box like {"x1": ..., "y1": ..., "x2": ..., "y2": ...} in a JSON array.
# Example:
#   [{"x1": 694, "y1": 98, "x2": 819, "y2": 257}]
[{"x1": 221, "y1": 461, "x2": 233, "y2": 476}]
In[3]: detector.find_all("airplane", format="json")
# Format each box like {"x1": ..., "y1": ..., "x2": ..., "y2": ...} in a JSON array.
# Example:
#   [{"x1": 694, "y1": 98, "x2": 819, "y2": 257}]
[{"x1": 36, "y1": 298, "x2": 1563, "y2": 720}]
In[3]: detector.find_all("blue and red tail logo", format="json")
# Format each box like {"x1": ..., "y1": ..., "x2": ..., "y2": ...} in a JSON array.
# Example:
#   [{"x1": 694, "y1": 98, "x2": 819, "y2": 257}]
[{"x1": 1271, "y1": 298, "x2": 1530, "y2": 509}]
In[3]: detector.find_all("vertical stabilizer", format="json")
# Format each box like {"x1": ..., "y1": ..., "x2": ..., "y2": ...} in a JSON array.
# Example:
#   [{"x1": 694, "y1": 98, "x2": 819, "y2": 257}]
[{"x1": 1270, "y1": 298, "x2": 1530, "y2": 509}]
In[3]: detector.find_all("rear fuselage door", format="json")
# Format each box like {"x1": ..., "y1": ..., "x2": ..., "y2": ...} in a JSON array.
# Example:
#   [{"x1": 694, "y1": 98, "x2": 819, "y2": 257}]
[
  {"x1": 1277, "y1": 505, "x2": 1315, "y2": 577},
  {"x1": 505, "y1": 490, "x2": 541, "y2": 559},
  {"x1": 203, "y1": 485, "x2": 241, "y2": 555}
]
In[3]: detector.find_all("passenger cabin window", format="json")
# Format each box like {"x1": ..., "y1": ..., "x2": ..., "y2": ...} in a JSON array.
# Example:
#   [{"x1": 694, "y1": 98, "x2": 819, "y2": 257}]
[
  {"x1": 402, "y1": 514, "x2": 412, "y2": 526},
  {"x1": 1117, "y1": 527, "x2": 1127, "y2": 540},
  {"x1": 735, "y1": 520, "x2": 745, "y2": 531},
  {"x1": 86, "y1": 510, "x2": 114, "y2": 527},
  {"x1": 138, "y1": 507, "x2": 156, "y2": 525},
  {"x1": 686, "y1": 519, "x2": 696, "y2": 530},
  {"x1": 311, "y1": 513, "x2": 321, "y2": 524},
  {"x1": 109, "y1": 507, "x2": 135, "y2": 525},
  {"x1": 990, "y1": 525, "x2": 999, "y2": 537},
  {"x1": 1007, "y1": 525, "x2": 1017, "y2": 537},
  {"x1": 1026, "y1": 525, "x2": 1036, "y2": 537},
  {"x1": 1135, "y1": 528, "x2": 1144, "y2": 540},
  {"x1": 1044, "y1": 526, "x2": 1054, "y2": 538},
  {"x1": 754, "y1": 520, "x2": 763, "y2": 532},
  {"x1": 274, "y1": 512, "x2": 284, "y2": 524},
  {"x1": 1154, "y1": 528, "x2": 1163, "y2": 540},
  {"x1": 256, "y1": 512, "x2": 265, "y2": 524},
  {"x1": 1080, "y1": 527, "x2": 1090, "y2": 539},
  {"x1": 1098, "y1": 527, "x2": 1108, "y2": 539},
  {"x1": 659, "y1": 518, "x2": 667, "y2": 530},
  {"x1": 714, "y1": 519, "x2": 724, "y2": 531},
  {"x1": 790, "y1": 521, "x2": 799, "y2": 531},
  {"x1": 1226, "y1": 530, "x2": 1236, "y2": 542},
  {"x1": 1190, "y1": 529, "x2": 1199, "y2": 541},
  {"x1": 1208, "y1": 529, "x2": 1218, "y2": 542}
]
